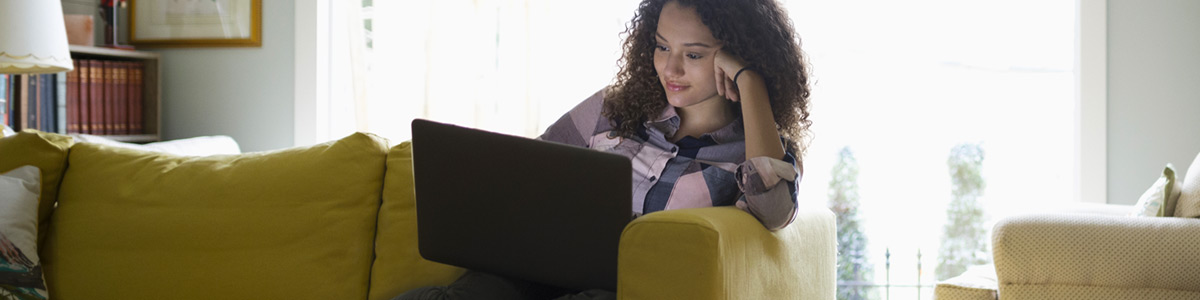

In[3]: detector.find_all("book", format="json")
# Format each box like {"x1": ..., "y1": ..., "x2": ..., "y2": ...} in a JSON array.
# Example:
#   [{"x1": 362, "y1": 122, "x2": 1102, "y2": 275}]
[
  {"x1": 15, "y1": 75, "x2": 27, "y2": 129},
  {"x1": 80, "y1": 60, "x2": 92, "y2": 134},
  {"x1": 39, "y1": 75, "x2": 48, "y2": 131},
  {"x1": 26, "y1": 74, "x2": 36, "y2": 130},
  {"x1": 117, "y1": 62, "x2": 128, "y2": 135},
  {"x1": 104, "y1": 60, "x2": 115, "y2": 135},
  {"x1": 1, "y1": 74, "x2": 8, "y2": 127},
  {"x1": 42, "y1": 74, "x2": 55, "y2": 132},
  {"x1": 111, "y1": 61, "x2": 120, "y2": 135},
  {"x1": 56, "y1": 72, "x2": 67, "y2": 134},
  {"x1": 90, "y1": 60, "x2": 103, "y2": 135},
  {"x1": 32, "y1": 74, "x2": 55, "y2": 133},
  {"x1": 67, "y1": 61, "x2": 80, "y2": 133},
  {"x1": 130, "y1": 62, "x2": 143, "y2": 134},
  {"x1": 31, "y1": 75, "x2": 40, "y2": 130},
  {"x1": 112, "y1": 61, "x2": 121, "y2": 135},
  {"x1": 46, "y1": 74, "x2": 55, "y2": 132}
]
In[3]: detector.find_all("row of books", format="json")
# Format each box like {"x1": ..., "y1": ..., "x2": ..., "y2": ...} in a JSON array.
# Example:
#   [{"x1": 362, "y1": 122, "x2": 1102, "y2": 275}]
[
  {"x1": 0, "y1": 59, "x2": 145, "y2": 135},
  {"x1": 1, "y1": 73, "x2": 64, "y2": 133}
]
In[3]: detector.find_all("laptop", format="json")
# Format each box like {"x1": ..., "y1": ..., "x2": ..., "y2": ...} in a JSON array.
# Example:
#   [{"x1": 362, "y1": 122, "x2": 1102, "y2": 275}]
[{"x1": 410, "y1": 119, "x2": 632, "y2": 291}]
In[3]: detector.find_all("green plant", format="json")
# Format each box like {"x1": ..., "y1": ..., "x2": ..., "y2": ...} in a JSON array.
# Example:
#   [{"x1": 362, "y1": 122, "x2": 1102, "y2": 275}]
[
  {"x1": 829, "y1": 146, "x2": 876, "y2": 300},
  {"x1": 936, "y1": 142, "x2": 990, "y2": 280}
]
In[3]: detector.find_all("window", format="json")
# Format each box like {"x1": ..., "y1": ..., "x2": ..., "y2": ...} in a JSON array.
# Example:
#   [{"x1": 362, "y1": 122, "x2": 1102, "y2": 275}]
[
  {"x1": 782, "y1": 0, "x2": 1102, "y2": 297},
  {"x1": 296, "y1": 1, "x2": 1104, "y2": 297},
  {"x1": 296, "y1": 0, "x2": 642, "y2": 144}
]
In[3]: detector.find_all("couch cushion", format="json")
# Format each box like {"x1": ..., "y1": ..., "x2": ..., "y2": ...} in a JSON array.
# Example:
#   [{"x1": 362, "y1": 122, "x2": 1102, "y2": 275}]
[
  {"x1": 993, "y1": 214, "x2": 1200, "y2": 297},
  {"x1": 42, "y1": 132, "x2": 389, "y2": 300},
  {"x1": 934, "y1": 265, "x2": 998, "y2": 300},
  {"x1": 367, "y1": 141, "x2": 465, "y2": 300},
  {"x1": 0, "y1": 130, "x2": 73, "y2": 247},
  {"x1": 1175, "y1": 151, "x2": 1200, "y2": 218},
  {"x1": 71, "y1": 134, "x2": 242, "y2": 156}
]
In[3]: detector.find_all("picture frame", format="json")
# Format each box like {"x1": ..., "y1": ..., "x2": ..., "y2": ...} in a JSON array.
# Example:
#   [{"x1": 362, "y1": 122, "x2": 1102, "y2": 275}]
[{"x1": 129, "y1": 0, "x2": 262, "y2": 47}]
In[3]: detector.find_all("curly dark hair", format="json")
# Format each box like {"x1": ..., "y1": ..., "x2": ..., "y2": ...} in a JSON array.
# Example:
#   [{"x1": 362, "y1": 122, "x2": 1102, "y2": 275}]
[{"x1": 603, "y1": 0, "x2": 812, "y2": 156}]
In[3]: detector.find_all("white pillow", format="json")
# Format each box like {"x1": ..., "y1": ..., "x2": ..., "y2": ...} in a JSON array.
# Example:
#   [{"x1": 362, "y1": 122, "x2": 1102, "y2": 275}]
[
  {"x1": 0, "y1": 165, "x2": 49, "y2": 299},
  {"x1": 71, "y1": 134, "x2": 242, "y2": 156},
  {"x1": 1130, "y1": 164, "x2": 1177, "y2": 217},
  {"x1": 1, "y1": 124, "x2": 13, "y2": 137},
  {"x1": 1175, "y1": 151, "x2": 1200, "y2": 218}
]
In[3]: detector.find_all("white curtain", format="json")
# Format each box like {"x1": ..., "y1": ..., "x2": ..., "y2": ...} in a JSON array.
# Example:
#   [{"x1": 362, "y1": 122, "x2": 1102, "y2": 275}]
[{"x1": 323, "y1": 0, "x2": 642, "y2": 143}]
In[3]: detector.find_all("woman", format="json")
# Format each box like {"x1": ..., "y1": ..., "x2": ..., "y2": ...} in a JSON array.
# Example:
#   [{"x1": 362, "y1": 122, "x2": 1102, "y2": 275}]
[{"x1": 398, "y1": 0, "x2": 811, "y2": 298}]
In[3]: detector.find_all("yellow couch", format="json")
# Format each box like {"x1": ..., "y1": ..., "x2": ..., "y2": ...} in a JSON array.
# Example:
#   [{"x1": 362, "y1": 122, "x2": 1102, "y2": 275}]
[{"x1": 0, "y1": 130, "x2": 835, "y2": 300}]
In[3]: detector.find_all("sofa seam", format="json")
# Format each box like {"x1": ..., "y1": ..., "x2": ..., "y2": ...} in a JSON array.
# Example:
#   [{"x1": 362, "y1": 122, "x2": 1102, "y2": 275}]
[{"x1": 362, "y1": 153, "x2": 393, "y2": 300}]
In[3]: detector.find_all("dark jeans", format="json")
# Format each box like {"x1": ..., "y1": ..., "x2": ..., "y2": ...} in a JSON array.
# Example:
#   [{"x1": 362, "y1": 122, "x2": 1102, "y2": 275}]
[{"x1": 392, "y1": 271, "x2": 615, "y2": 300}]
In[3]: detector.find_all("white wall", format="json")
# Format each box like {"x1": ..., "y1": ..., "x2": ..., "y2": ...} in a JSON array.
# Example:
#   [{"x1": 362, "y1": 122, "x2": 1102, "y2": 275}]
[
  {"x1": 1106, "y1": 0, "x2": 1200, "y2": 204},
  {"x1": 155, "y1": 0, "x2": 295, "y2": 152}
]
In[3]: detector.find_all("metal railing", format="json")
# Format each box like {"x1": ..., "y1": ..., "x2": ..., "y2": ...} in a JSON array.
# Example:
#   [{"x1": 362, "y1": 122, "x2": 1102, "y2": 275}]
[{"x1": 837, "y1": 248, "x2": 937, "y2": 300}]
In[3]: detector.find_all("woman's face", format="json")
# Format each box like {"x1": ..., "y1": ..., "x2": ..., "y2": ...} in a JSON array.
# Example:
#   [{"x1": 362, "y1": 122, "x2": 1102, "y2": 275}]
[{"x1": 654, "y1": 1, "x2": 722, "y2": 108}]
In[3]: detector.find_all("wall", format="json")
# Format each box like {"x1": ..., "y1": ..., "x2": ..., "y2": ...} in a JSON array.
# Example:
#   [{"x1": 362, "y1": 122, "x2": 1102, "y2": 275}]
[
  {"x1": 155, "y1": 0, "x2": 295, "y2": 152},
  {"x1": 1107, "y1": 0, "x2": 1200, "y2": 204},
  {"x1": 62, "y1": 0, "x2": 295, "y2": 153}
]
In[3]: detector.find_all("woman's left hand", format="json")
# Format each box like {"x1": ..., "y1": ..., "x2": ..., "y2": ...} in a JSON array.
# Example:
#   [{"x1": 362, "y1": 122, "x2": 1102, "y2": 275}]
[{"x1": 713, "y1": 48, "x2": 748, "y2": 102}]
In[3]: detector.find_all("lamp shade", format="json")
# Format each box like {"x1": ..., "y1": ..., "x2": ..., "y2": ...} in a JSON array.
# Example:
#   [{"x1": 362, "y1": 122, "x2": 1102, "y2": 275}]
[{"x1": 0, "y1": 0, "x2": 74, "y2": 74}]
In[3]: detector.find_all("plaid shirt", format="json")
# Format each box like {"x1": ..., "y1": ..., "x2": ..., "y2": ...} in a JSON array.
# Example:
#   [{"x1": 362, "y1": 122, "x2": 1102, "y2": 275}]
[{"x1": 539, "y1": 89, "x2": 800, "y2": 230}]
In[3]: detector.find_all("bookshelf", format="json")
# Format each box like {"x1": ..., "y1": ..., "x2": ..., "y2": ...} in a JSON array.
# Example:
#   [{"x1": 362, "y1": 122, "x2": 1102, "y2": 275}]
[{"x1": 68, "y1": 45, "x2": 161, "y2": 143}]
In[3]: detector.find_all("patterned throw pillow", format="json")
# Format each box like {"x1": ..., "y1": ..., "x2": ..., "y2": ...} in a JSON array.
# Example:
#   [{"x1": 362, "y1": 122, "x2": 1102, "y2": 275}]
[
  {"x1": 0, "y1": 165, "x2": 48, "y2": 299},
  {"x1": 1129, "y1": 164, "x2": 1177, "y2": 217}
]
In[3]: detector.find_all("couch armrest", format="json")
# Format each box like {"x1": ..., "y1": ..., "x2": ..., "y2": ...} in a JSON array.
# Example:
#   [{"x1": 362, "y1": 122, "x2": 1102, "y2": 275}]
[
  {"x1": 993, "y1": 214, "x2": 1200, "y2": 298},
  {"x1": 616, "y1": 206, "x2": 835, "y2": 300}
]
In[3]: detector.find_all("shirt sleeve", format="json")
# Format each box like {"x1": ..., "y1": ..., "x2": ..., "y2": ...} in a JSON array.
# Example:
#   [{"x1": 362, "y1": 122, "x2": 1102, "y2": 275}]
[
  {"x1": 735, "y1": 152, "x2": 801, "y2": 231},
  {"x1": 537, "y1": 89, "x2": 606, "y2": 147}
]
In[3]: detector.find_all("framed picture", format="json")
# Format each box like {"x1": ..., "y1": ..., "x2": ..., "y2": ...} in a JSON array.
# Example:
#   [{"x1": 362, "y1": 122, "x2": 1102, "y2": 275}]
[{"x1": 130, "y1": 0, "x2": 262, "y2": 47}]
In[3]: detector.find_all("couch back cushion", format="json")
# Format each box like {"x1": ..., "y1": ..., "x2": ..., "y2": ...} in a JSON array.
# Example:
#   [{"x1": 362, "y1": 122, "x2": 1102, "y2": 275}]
[
  {"x1": 0, "y1": 130, "x2": 73, "y2": 247},
  {"x1": 42, "y1": 132, "x2": 389, "y2": 300},
  {"x1": 1175, "y1": 150, "x2": 1200, "y2": 218},
  {"x1": 367, "y1": 141, "x2": 465, "y2": 300}
]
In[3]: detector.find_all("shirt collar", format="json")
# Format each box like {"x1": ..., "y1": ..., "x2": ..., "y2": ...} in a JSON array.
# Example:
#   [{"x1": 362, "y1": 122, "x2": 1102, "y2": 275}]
[{"x1": 644, "y1": 106, "x2": 745, "y2": 144}]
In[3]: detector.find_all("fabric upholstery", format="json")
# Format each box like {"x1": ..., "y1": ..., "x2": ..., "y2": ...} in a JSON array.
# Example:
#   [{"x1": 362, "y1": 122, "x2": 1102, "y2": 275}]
[
  {"x1": 617, "y1": 205, "x2": 835, "y2": 300},
  {"x1": 998, "y1": 285, "x2": 1200, "y2": 300},
  {"x1": 368, "y1": 141, "x2": 466, "y2": 300},
  {"x1": 10, "y1": 131, "x2": 835, "y2": 299},
  {"x1": 935, "y1": 283, "x2": 998, "y2": 300},
  {"x1": 1165, "y1": 174, "x2": 1184, "y2": 218},
  {"x1": 934, "y1": 267, "x2": 998, "y2": 300},
  {"x1": 1175, "y1": 151, "x2": 1200, "y2": 217},
  {"x1": 42, "y1": 132, "x2": 389, "y2": 300},
  {"x1": 0, "y1": 130, "x2": 73, "y2": 247},
  {"x1": 992, "y1": 214, "x2": 1200, "y2": 299},
  {"x1": 71, "y1": 134, "x2": 242, "y2": 156}
]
